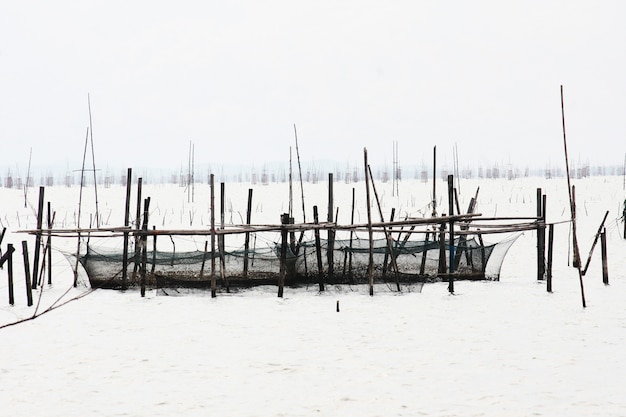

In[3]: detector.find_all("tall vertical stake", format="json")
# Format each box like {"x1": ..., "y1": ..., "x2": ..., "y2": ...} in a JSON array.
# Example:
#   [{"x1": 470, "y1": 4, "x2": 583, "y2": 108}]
[
  {"x1": 122, "y1": 168, "x2": 132, "y2": 290},
  {"x1": 432, "y1": 146, "x2": 437, "y2": 216},
  {"x1": 6, "y1": 244, "x2": 15, "y2": 305},
  {"x1": 327, "y1": 173, "x2": 334, "y2": 281},
  {"x1": 364, "y1": 148, "x2": 375, "y2": 296},
  {"x1": 32, "y1": 186, "x2": 44, "y2": 290},
  {"x1": 22, "y1": 241, "x2": 33, "y2": 306},
  {"x1": 210, "y1": 174, "x2": 216, "y2": 298},
  {"x1": 447, "y1": 175, "x2": 455, "y2": 293},
  {"x1": 547, "y1": 223, "x2": 554, "y2": 292},
  {"x1": 243, "y1": 188, "x2": 253, "y2": 279},
  {"x1": 561, "y1": 85, "x2": 585, "y2": 307},
  {"x1": 601, "y1": 228, "x2": 609, "y2": 285},
  {"x1": 536, "y1": 188, "x2": 545, "y2": 280}
]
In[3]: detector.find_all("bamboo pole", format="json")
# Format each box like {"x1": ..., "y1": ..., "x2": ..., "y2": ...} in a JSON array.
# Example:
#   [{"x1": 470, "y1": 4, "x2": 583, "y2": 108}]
[
  {"x1": 74, "y1": 126, "x2": 89, "y2": 286},
  {"x1": 601, "y1": 227, "x2": 609, "y2": 285},
  {"x1": 278, "y1": 213, "x2": 289, "y2": 297},
  {"x1": 140, "y1": 197, "x2": 150, "y2": 297},
  {"x1": 547, "y1": 223, "x2": 554, "y2": 293},
  {"x1": 367, "y1": 165, "x2": 400, "y2": 291},
  {"x1": 327, "y1": 173, "x2": 334, "y2": 281},
  {"x1": 561, "y1": 85, "x2": 586, "y2": 307},
  {"x1": 122, "y1": 168, "x2": 132, "y2": 290},
  {"x1": 151, "y1": 226, "x2": 157, "y2": 275},
  {"x1": 432, "y1": 146, "x2": 437, "y2": 216},
  {"x1": 21, "y1": 241, "x2": 33, "y2": 306},
  {"x1": 364, "y1": 148, "x2": 375, "y2": 296},
  {"x1": 581, "y1": 210, "x2": 610, "y2": 276},
  {"x1": 32, "y1": 186, "x2": 44, "y2": 290},
  {"x1": 87, "y1": 94, "x2": 100, "y2": 228},
  {"x1": 447, "y1": 175, "x2": 455, "y2": 293},
  {"x1": 46, "y1": 202, "x2": 52, "y2": 285},
  {"x1": 243, "y1": 188, "x2": 253, "y2": 279},
  {"x1": 313, "y1": 205, "x2": 324, "y2": 291},
  {"x1": 220, "y1": 182, "x2": 229, "y2": 292},
  {"x1": 131, "y1": 178, "x2": 143, "y2": 284},
  {"x1": 4, "y1": 244, "x2": 15, "y2": 305},
  {"x1": 536, "y1": 188, "x2": 545, "y2": 280},
  {"x1": 210, "y1": 174, "x2": 216, "y2": 298}
]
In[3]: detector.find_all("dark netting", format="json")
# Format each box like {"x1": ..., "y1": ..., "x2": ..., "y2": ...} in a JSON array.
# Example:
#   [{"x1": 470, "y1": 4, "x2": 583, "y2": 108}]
[{"x1": 79, "y1": 233, "x2": 518, "y2": 290}]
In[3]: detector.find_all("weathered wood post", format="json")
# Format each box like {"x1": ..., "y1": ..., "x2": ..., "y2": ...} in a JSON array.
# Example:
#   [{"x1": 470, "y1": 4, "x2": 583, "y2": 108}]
[
  {"x1": 547, "y1": 223, "x2": 554, "y2": 293},
  {"x1": 419, "y1": 231, "x2": 430, "y2": 276},
  {"x1": 220, "y1": 182, "x2": 229, "y2": 292},
  {"x1": 313, "y1": 206, "x2": 324, "y2": 291},
  {"x1": 122, "y1": 168, "x2": 132, "y2": 290},
  {"x1": 447, "y1": 175, "x2": 455, "y2": 294},
  {"x1": 327, "y1": 173, "x2": 334, "y2": 281},
  {"x1": 601, "y1": 227, "x2": 609, "y2": 285},
  {"x1": 21, "y1": 240, "x2": 33, "y2": 306},
  {"x1": 151, "y1": 226, "x2": 157, "y2": 275},
  {"x1": 210, "y1": 174, "x2": 216, "y2": 298},
  {"x1": 2, "y1": 244, "x2": 16, "y2": 305},
  {"x1": 32, "y1": 186, "x2": 45, "y2": 290},
  {"x1": 131, "y1": 177, "x2": 143, "y2": 283},
  {"x1": 364, "y1": 148, "x2": 375, "y2": 296},
  {"x1": 140, "y1": 197, "x2": 150, "y2": 297},
  {"x1": 582, "y1": 210, "x2": 610, "y2": 276},
  {"x1": 438, "y1": 222, "x2": 447, "y2": 275},
  {"x1": 536, "y1": 188, "x2": 546, "y2": 280},
  {"x1": 382, "y1": 208, "x2": 396, "y2": 276},
  {"x1": 278, "y1": 213, "x2": 289, "y2": 297},
  {"x1": 243, "y1": 188, "x2": 253, "y2": 279}
]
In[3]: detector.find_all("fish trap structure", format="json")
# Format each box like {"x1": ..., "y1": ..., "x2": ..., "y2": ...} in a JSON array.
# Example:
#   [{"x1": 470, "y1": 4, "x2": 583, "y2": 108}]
[
  {"x1": 75, "y1": 216, "x2": 524, "y2": 294},
  {"x1": 17, "y1": 166, "x2": 548, "y2": 297}
]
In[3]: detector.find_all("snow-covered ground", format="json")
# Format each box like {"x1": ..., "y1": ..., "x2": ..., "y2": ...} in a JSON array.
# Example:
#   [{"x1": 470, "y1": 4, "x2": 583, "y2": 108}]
[{"x1": 1, "y1": 175, "x2": 625, "y2": 417}]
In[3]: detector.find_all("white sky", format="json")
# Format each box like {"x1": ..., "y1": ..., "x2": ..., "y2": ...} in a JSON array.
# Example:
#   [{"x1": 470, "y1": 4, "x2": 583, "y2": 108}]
[{"x1": 1, "y1": 0, "x2": 625, "y2": 175}]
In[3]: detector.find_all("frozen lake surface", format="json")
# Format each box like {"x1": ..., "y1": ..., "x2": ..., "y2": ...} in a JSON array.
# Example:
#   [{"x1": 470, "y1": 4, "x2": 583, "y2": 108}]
[{"x1": 1, "y1": 176, "x2": 625, "y2": 416}]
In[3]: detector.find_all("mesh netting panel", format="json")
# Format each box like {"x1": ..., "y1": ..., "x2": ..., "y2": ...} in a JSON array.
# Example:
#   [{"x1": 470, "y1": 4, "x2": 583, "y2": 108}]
[{"x1": 80, "y1": 233, "x2": 514, "y2": 289}]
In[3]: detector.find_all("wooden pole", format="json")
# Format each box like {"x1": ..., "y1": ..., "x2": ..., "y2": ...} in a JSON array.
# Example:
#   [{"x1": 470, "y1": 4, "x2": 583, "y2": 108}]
[
  {"x1": 210, "y1": 174, "x2": 216, "y2": 298},
  {"x1": 438, "y1": 223, "x2": 447, "y2": 275},
  {"x1": 348, "y1": 187, "x2": 355, "y2": 280},
  {"x1": 536, "y1": 188, "x2": 545, "y2": 280},
  {"x1": 5, "y1": 244, "x2": 15, "y2": 305},
  {"x1": 581, "y1": 210, "x2": 610, "y2": 276},
  {"x1": 447, "y1": 175, "x2": 455, "y2": 294},
  {"x1": 121, "y1": 168, "x2": 132, "y2": 290},
  {"x1": 367, "y1": 165, "x2": 400, "y2": 291},
  {"x1": 21, "y1": 241, "x2": 33, "y2": 306},
  {"x1": 313, "y1": 206, "x2": 324, "y2": 291},
  {"x1": 220, "y1": 182, "x2": 229, "y2": 292},
  {"x1": 46, "y1": 201, "x2": 52, "y2": 285},
  {"x1": 131, "y1": 178, "x2": 143, "y2": 283},
  {"x1": 293, "y1": 124, "x2": 307, "y2": 224},
  {"x1": 140, "y1": 197, "x2": 150, "y2": 297},
  {"x1": 432, "y1": 146, "x2": 437, "y2": 216},
  {"x1": 546, "y1": 223, "x2": 554, "y2": 292},
  {"x1": 561, "y1": 85, "x2": 585, "y2": 307},
  {"x1": 601, "y1": 227, "x2": 609, "y2": 285},
  {"x1": 382, "y1": 208, "x2": 396, "y2": 276},
  {"x1": 278, "y1": 213, "x2": 289, "y2": 297},
  {"x1": 419, "y1": 231, "x2": 430, "y2": 276},
  {"x1": 151, "y1": 225, "x2": 157, "y2": 275},
  {"x1": 32, "y1": 186, "x2": 44, "y2": 290},
  {"x1": 199, "y1": 240, "x2": 209, "y2": 282},
  {"x1": 243, "y1": 188, "x2": 253, "y2": 279},
  {"x1": 364, "y1": 148, "x2": 375, "y2": 296},
  {"x1": 327, "y1": 173, "x2": 334, "y2": 281},
  {"x1": 87, "y1": 94, "x2": 100, "y2": 228},
  {"x1": 74, "y1": 126, "x2": 89, "y2": 287}
]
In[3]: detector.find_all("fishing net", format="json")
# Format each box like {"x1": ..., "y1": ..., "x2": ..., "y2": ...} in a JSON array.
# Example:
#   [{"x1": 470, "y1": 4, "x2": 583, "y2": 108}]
[{"x1": 79, "y1": 231, "x2": 519, "y2": 290}]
